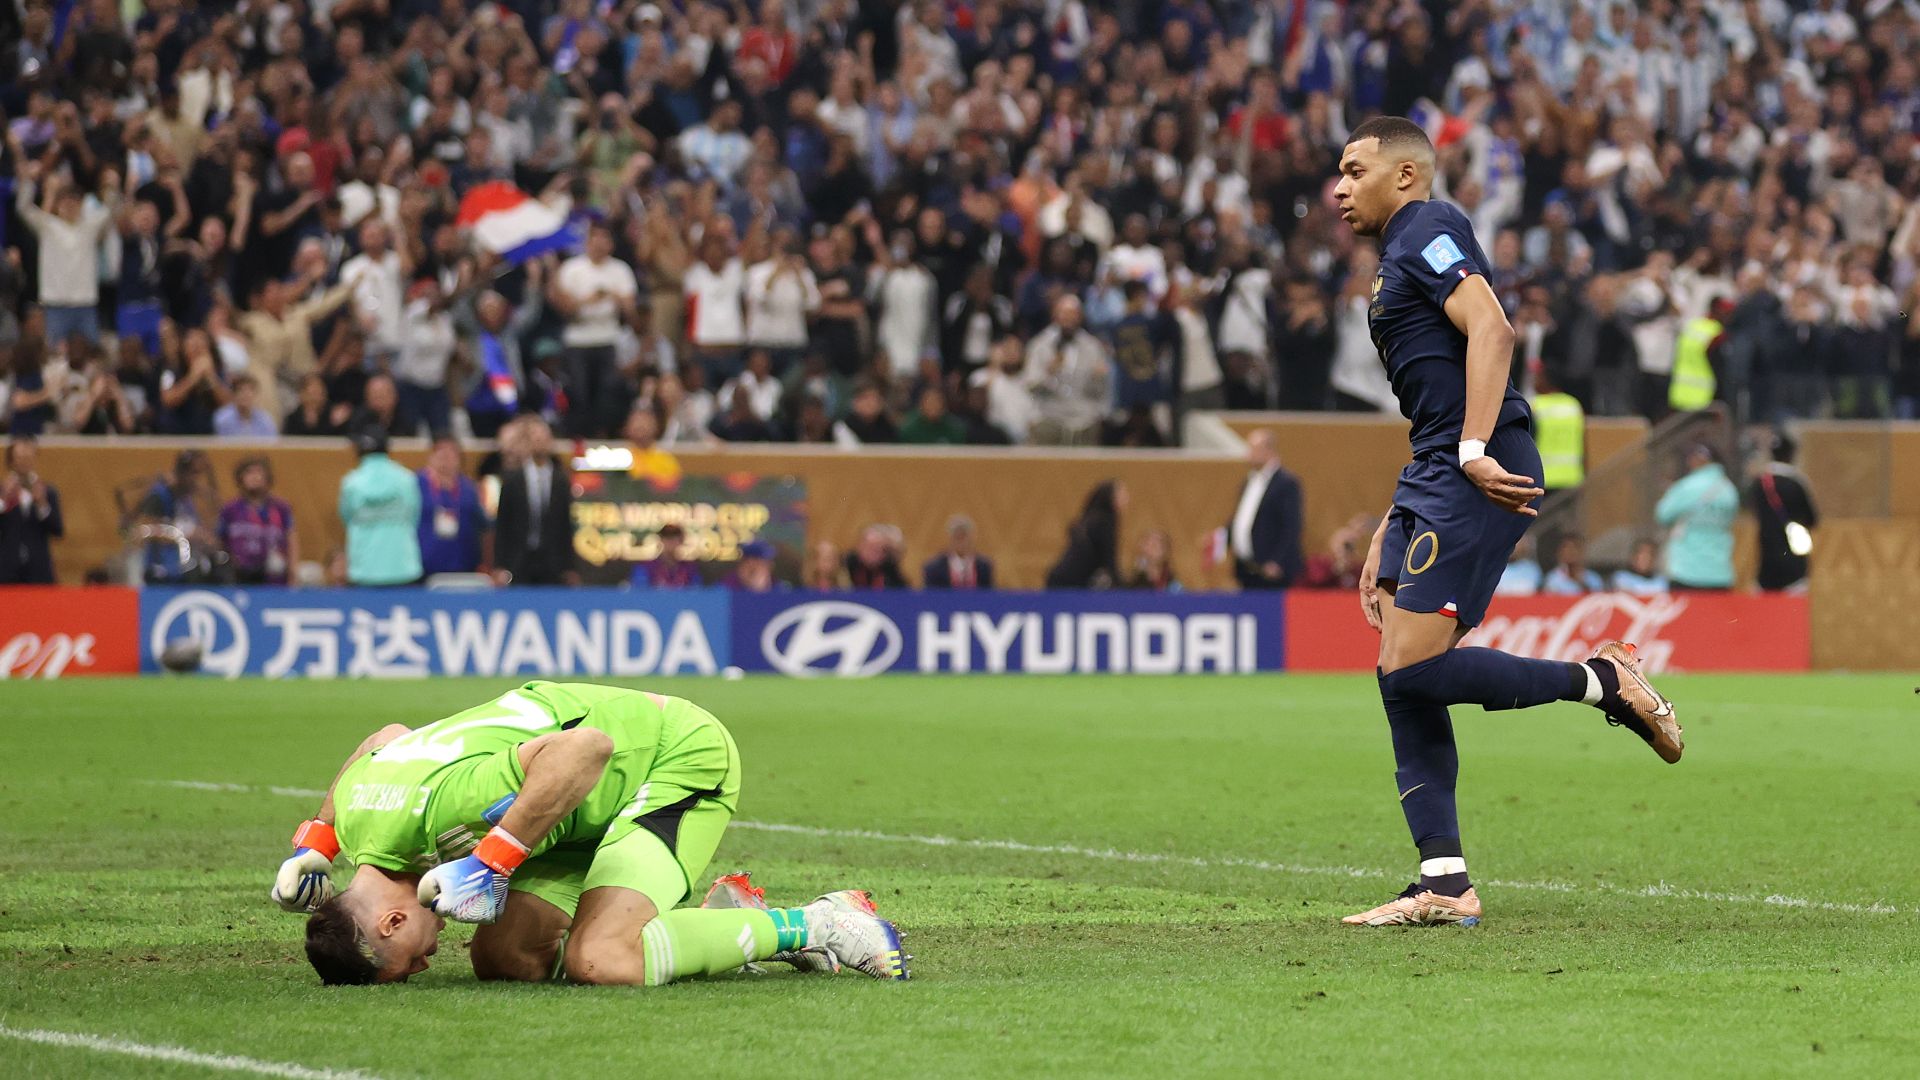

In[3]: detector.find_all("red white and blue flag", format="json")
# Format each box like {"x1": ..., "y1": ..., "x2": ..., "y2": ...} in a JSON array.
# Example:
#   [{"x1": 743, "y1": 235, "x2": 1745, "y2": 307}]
[{"x1": 454, "y1": 182, "x2": 579, "y2": 264}]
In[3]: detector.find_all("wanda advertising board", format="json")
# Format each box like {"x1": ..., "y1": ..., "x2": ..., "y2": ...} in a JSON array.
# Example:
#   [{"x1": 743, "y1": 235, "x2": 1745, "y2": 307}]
[
  {"x1": 0, "y1": 586, "x2": 141, "y2": 678},
  {"x1": 1284, "y1": 590, "x2": 1809, "y2": 673}
]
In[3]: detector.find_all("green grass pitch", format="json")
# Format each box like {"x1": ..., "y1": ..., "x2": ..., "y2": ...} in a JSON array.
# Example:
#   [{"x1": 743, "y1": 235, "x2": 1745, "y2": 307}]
[{"x1": 4, "y1": 673, "x2": 1919, "y2": 1078}]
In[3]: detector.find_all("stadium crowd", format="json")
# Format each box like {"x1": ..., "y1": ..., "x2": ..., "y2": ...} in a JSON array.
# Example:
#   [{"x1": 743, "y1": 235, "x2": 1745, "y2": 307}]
[{"x1": 2, "y1": 0, "x2": 1919, "y2": 453}]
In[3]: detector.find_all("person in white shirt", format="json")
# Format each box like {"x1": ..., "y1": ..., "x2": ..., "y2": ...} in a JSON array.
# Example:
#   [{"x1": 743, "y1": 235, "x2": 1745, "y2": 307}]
[
  {"x1": 1098, "y1": 214, "x2": 1170, "y2": 304},
  {"x1": 394, "y1": 279, "x2": 458, "y2": 436},
  {"x1": 1023, "y1": 295, "x2": 1110, "y2": 446},
  {"x1": 13, "y1": 167, "x2": 119, "y2": 348},
  {"x1": 870, "y1": 231, "x2": 938, "y2": 382},
  {"x1": 684, "y1": 232, "x2": 748, "y2": 381},
  {"x1": 972, "y1": 337, "x2": 1039, "y2": 444},
  {"x1": 744, "y1": 234, "x2": 820, "y2": 369},
  {"x1": 338, "y1": 219, "x2": 407, "y2": 366},
  {"x1": 550, "y1": 222, "x2": 641, "y2": 437},
  {"x1": 718, "y1": 348, "x2": 784, "y2": 424}
]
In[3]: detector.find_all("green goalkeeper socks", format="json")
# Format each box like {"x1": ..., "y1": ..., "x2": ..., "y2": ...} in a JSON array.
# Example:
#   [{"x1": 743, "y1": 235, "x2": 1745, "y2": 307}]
[{"x1": 638, "y1": 907, "x2": 810, "y2": 986}]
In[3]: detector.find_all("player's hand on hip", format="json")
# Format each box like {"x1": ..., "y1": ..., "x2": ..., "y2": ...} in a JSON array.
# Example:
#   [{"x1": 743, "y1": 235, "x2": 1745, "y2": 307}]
[
  {"x1": 272, "y1": 819, "x2": 340, "y2": 912},
  {"x1": 1359, "y1": 540, "x2": 1384, "y2": 633},
  {"x1": 1462, "y1": 456, "x2": 1543, "y2": 516}
]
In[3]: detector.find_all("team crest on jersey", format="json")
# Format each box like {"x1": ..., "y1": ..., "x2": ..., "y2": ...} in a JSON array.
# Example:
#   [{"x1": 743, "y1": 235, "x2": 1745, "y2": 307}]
[{"x1": 1422, "y1": 235, "x2": 1465, "y2": 274}]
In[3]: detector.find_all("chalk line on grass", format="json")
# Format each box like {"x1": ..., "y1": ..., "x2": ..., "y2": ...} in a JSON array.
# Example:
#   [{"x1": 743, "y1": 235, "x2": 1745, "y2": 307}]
[
  {"x1": 147, "y1": 779, "x2": 1905, "y2": 917},
  {"x1": 0, "y1": 1024, "x2": 386, "y2": 1080}
]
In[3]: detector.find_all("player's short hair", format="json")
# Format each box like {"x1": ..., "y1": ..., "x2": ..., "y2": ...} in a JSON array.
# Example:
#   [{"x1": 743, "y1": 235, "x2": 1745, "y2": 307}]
[
  {"x1": 1346, "y1": 116, "x2": 1435, "y2": 160},
  {"x1": 306, "y1": 895, "x2": 379, "y2": 986}
]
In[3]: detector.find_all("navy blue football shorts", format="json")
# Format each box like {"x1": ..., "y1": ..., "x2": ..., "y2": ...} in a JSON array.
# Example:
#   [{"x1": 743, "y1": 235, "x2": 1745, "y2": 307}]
[{"x1": 1377, "y1": 422, "x2": 1542, "y2": 628}]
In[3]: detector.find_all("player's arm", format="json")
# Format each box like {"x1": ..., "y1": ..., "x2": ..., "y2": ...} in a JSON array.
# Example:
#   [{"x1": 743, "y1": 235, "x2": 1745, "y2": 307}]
[
  {"x1": 1359, "y1": 509, "x2": 1392, "y2": 632},
  {"x1": 416, "y1": 728, "x2": 615, "y2": 924},
  {"x1": 1443, "y1": 276, "x2": 1542, "y2": 517},
  {"x1": 270, "y1": 724, "x2": 412, "y2": 912}
]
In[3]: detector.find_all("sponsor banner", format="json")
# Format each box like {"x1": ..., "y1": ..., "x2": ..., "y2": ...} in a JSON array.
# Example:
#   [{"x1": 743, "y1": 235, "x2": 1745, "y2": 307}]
[
  {"x1": 732, "y1": 591, "x2": 1285, "y2": 677},
  {"x1": 0, "y1": 586, "x2": 140, "y2": 678},
  {"x1": 1285, "y1": 590, "x2": 1809, "y2": 673},
  {"x1": 139, "y1": 588, "x2": 729, "y2": 678},
  {"x1": 569, "y1": 471, "x2": 807, "y2": 586}
]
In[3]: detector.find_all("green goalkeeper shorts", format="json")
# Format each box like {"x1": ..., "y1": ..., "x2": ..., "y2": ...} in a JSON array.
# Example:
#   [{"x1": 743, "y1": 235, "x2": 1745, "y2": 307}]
[{"x1": 508, "y1": 700, "x2": 740, "y2": 916}]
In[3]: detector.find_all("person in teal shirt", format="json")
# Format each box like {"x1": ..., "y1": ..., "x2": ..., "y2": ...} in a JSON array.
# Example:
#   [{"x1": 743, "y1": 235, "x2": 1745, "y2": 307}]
[
  {"x1": 338, "y1": 426, "x2": 422, "y2": 586},
  {"x1": 1655, "y1": 444, "x2": 1739, "y2": 589}
]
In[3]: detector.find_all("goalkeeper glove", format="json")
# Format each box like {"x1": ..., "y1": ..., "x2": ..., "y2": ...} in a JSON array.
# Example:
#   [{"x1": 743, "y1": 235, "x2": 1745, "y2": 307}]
[
  {"x1": 271, "y1": 819, "x2": 341, "y2": 913},
  {"x1": 416, "y1": 828, "x2": 529, "y2": 924}
]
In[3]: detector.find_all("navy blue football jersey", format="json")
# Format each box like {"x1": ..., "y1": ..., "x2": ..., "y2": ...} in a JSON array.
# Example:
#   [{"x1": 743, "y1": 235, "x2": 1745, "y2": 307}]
[{"x1": 1367, "y1": 200, "x2": 1529, "y2": 453}]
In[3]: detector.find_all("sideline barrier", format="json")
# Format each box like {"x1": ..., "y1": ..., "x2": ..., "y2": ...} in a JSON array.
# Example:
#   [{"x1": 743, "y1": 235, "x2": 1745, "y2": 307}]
[
  {"x1": 1284, "y1": 590, "x2": 1809, "y2": 673},
  {"x1": 0, "y1": 586, "x2": 140, "y2": 677},
  {"x1": 732, "y1": 591, "x2": 1283, "y2": 676},
  {"x1": 0, "y1": 585, "x2": 1815, "y2": 678}
]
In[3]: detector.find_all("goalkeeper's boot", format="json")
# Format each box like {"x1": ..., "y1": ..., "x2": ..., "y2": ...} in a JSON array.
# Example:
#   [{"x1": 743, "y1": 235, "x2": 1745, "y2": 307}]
[
  {"x1": 802, "y1": 890, "x2": 911, "y2": 980},
  {"x1": 700, "y1": 872, "x2": 838, "y2": 974},
  {"x1": 1590, "y1": 640, "x2": 1683, "y2": 764},
  {"x1": 1342, "y1": 883, "x2": 1482, "y2": 927}
]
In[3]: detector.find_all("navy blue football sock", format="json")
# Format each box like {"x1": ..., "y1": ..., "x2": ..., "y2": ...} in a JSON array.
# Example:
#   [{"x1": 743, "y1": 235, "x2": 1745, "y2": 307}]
[
  {"x1": 1380, "y1": 648, "x2": 1588, "y2": 712},
  {"x1": 1380, "y1": 673, "x2": 1461, "y2": 883}
]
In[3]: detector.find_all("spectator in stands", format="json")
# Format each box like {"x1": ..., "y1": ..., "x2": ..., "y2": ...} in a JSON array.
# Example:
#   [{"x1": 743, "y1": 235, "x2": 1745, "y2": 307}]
[
  {"x1": 1301, "y1": 513, "x2": 1377, "y2": 591},
  {"x1": 745, "y1": 233, "x2": 819, "y2": 370},
  {"x1": 1125, "y1": 529, "x2": 1182, "y2": 593},
  {"x1": 213, "y1": 374, "x2": 279, "y2": 438},
  {"x1": 233, "y1": 270, "x2": 357, "y2": 421},
  {"x1": 845, "y1": 525, "x2": 910, "y2": 589},
  {"x1": 492, "y1": 417, "x2": 577, "y2": 586},
  {"x1": 719, "y1": 349, "x2": 784, "y2": 427},
  {"x1": 283, "y1": 374, "x2": 348, "y2": 438},
  {"x1": 416, "y1": 434, "x2": 488, "y2": 578},
  {"x1": 1223, "y1": 430, "x2": 1304, "y2": 590},
  {"x1": 216, "y1": 457, "x2": 296, "y2": 585},
  {"x1": 395, "y1": 279, "x2": 458, "y2": 438},
  {"x1": 1025, "y1": 295, "x2": 1110, "y2": 446},
  {"x1": 708, "y1": 380, "x2": 781, "y2": 443},
  {"x1": 942, "y1": 264, "x2": 1016, "y2": 380},
  {"x1": 922, "y1": 515, "x2": 993, "y2": 590},
  {"x1": 973, "y1": 337, "x2": 1038, "y2": 444},
  {"x1": 834, "y1": 380, "x2": 899, "y2": 446},
  {"x1": 3, "y1": 313, "x2": 57, "y2": 437},
  {"x1": 1657, "y1": 444, "x2": 1740, "y2": 591},
  {"x1": 728, "y1": 539, "x2": 780, "y2": 592},
  {"x1": 155, "y1": 327, "x2": 230, "y2": 435},
  {"x1": 352, "y1": 373, "x2": 409, "y2": 441},
  {"x1": 340, "y1": 219, "x2": 408, "y2": 367},
  {"x1": 683, "y1": 232, "x2": 748, "y2": 386},
  {"x1": 62, "y1": 350, "x2": 137, "y2": 435},
  {"x1": 458, "y1": 258, "x2": 548, "y2": 440},
  {"x1": 806, "y1": 539, "x2": 848, "y2": 591},
  {"x1": 11, "y1": 163, "x2": 118, "y2": 349},
  {"x1": 1747, "y1": 432, "x2": 1820, "y2": 593},
  {"x1": 338, "y1": 425, "x2": 422, "y2": 588},
  {"x1": 553, "y1": 223, "x2": 641, "y2": 438},
  {"x1": 0, "y1": 436, "x2": 62, "y2": 584},
  {"x1": 1543, "y1": 534, "x2": 1605, "y2": 595},
  {"x1": 871, "y1": 230, "x2": 939, "y2": 384},
  {"x1": 1046, "y1": 480, "x2": 1125, "y2": 589},
  {"x1": 632, "y1": 523, "x2": 701, "y2": 589},
  {"x1": 1611, "y1": 539, "x2": 1670, "y2": 596},
  {"x1": 130, "y1": 449, "x2": 218, "y2": 582},
  {"x1": 900, "y1": 386, "x2": 966, "y2": 445},
  {"x1": 1495, "y1": 535, "x2": 1542, "y2": 597}
]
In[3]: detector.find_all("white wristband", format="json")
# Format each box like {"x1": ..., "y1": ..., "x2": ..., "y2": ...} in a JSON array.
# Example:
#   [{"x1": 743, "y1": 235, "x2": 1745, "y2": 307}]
[{"x1": 1458, "y1": 439, "x2": 1487, "y2": 464}]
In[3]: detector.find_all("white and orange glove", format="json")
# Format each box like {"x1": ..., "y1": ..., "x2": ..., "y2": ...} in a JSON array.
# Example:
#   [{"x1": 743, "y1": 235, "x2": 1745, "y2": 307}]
[
  {"x1": 416, "y1": 829, "x2": 529, "y2": 924},
  {"x1": 271, "y1": 819, "x2": 341, "y2": 913}
]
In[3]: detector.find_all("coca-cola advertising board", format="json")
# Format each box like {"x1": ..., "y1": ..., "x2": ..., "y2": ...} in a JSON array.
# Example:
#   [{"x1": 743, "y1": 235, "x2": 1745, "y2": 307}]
[
  {"x1": 1284, "y1": 591, "x2": 1809, "y2": 673},
  {"x1": 0, "y1": 586, "x2": 140, "y2": 678}
]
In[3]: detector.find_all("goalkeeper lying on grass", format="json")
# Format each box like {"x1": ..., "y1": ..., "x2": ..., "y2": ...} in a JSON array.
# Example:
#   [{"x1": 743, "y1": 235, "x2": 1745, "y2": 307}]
[{"x1": 273, "y1": 681, "x2": 909, "y2": 985}]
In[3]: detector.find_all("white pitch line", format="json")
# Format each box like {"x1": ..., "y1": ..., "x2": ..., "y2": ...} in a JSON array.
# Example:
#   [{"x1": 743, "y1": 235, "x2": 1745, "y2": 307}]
[
  {"x1": 147, "y1": 780, "x2": 1906, "y2": 917},
  {"x1": 727, "y1": 820, "x2": 1907, "y2": 917},
  {"x1": 0, "y1": 1024, "x2": 386, "y2": 1080}
]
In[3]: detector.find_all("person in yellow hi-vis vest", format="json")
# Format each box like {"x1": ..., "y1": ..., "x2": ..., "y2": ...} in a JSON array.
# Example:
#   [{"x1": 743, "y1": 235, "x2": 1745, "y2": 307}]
[
  {"x1": 1668, "y1": 299, "x2": 1730, "y2": 412},
  {"x1": 1530, "y1": 367, "x2": 1586, "y2": 492}
]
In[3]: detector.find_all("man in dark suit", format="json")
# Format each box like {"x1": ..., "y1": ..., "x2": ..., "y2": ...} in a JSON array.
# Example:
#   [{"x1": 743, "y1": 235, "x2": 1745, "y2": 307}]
[
  {"x1": 1225, "y1": 430, "x2": 1303, "y2": 590},
  {"x1": 921, "y1": 515, "x2": 995, "y2": 589},
  {"x1": 490, "y1": 417, "x2": 578, "y2": 586},
  {"x1": 0, "y1": 437, "x2": 63, "y2": 584}
]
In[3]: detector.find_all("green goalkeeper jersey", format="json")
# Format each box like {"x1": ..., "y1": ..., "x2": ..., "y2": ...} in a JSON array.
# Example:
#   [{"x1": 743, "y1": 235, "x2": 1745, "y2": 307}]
[{"x1": 335, "y1": 682, "x2": 675, "y2": 872}]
